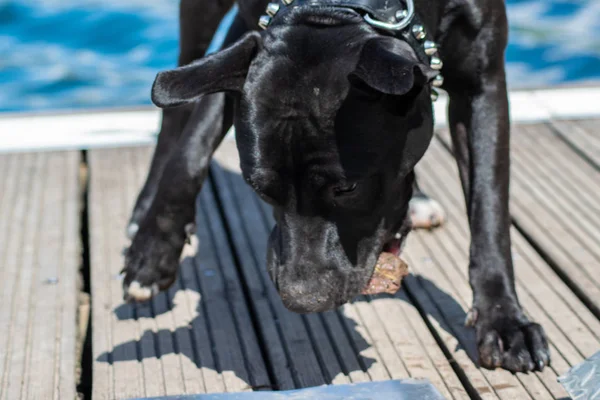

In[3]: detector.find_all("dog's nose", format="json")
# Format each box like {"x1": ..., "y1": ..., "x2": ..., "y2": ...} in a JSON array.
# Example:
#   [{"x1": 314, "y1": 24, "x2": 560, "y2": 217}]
[
  {"x1": 274, "y1": 274, "x2": 346, "y2": 313},
  {"x1": 278, "y1": 284, "x2": 339, "y2": 313}
]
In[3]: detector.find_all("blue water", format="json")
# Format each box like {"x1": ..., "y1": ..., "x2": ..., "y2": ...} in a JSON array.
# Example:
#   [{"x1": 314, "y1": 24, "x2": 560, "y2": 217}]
[{"x1": 0, "y1": 0, "x2": 599, "y2": 112}]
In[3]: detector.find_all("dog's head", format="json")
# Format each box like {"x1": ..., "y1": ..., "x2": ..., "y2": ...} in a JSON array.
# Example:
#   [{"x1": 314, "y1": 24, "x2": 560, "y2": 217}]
[{"x1": 152, "y1": 7, "x2": 437, "y2": 313}]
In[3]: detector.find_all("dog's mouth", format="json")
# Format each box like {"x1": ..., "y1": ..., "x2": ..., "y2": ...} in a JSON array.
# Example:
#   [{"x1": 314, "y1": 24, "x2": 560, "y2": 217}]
[
  {"x1": 383, "y1": 233, "x2": 405, "y2": 257},
  {"x1": 267, "y1": 216, "x2": 411, "y2": 312},
  {"x1": 361, "y1": 226, "x2": 410, "y2": 295}
]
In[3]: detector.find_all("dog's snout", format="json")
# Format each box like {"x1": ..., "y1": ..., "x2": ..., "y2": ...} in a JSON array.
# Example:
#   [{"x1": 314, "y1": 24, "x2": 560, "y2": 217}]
[
  {"x1": 266, "y1": 221, "x2": 377, "y2": 313},
  {"x1": 268, "y1": 229, "x2": 347, "y2": 313}
]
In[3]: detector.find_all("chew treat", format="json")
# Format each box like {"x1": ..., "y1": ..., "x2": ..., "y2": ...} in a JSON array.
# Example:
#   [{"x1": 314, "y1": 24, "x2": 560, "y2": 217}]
[{"x1": 362, "y1": 252, "x2": 409, "y2": 295}]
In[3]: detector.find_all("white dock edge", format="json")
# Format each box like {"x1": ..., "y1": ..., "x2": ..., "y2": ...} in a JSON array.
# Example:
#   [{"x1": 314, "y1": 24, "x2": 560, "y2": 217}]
[{"x1": 1, "y1": 86, "x2": 599, "y2": 153}]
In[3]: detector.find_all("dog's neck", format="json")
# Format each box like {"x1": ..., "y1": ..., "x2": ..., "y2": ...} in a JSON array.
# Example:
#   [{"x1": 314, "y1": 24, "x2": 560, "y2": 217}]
[{"x1": 257, "y1": 0, "x2": 444, "y2": 100}]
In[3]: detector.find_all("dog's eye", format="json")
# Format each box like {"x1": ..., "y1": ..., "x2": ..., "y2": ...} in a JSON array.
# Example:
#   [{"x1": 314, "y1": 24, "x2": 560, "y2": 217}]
[{"x1": 333, "y1": 183, "x2": 357, "y2": 196}]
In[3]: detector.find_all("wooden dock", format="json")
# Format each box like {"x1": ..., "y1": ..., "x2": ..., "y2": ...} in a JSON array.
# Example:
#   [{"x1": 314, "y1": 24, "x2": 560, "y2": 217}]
[{"x1": 1, "y1": 118, "x2": 599, "y2": 399}]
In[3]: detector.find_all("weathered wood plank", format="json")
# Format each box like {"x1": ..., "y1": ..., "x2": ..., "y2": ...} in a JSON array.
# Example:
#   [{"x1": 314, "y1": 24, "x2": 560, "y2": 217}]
[
  {"x1": 198, "y1": 182, "x2": 280, "y2": 391},
  {"x1": 0, "y1": 153, "x2": 28, "y2": 400},
  {"x1": 522, "y1": 123, "x2": 600, "y2": 212},
  {"x1": 22, "y1": 155, "x2": 58, "y2": 400},
  {"x1": 211, "y1": 142, "x2": 469, "y2": 399},
  {"x1": 0, "y1": 152, "x2": 79, "y2": 400},
  {"x1": 90, "y1": 146, "x2": 269, "y2": 399},
  {"x1": 1, "y1": 153, "x2": 43, "y2": 400},
  {"x1": 337, "y1": 301, "x2": 391, "y2": 383},
  {"x1": 511, "y1": 128, "x2": 600, "y2": 264},
  {"x1": 89, "y1": 150, "x2": 115, "y2": 399},
  {"x1": 5, "y1": 154, "x2": 48, "y2": 400},
  {"x1": 58, "y1": 152, "x2": 80, "y2": 400},
  {"x1": 126, "y1": 147, "x2": 168, "y2": 398},
  {"x1": 512, "y1": 125, "x2": 600, "y2": 315},
  {"x1": 26, "y1": 152, "x2": 79, "y2": 400},
  {"x1": 510, "y1": 130, "x2": 600, "y2": 234},
  {"x1": 319, "y1": 311, "x2": 369, "y2": 384},
  {"x1": 91, "y1": 148, "x2": 145, "y2": 399},
  {"x1": 177, "y1": 254, "x2": 225, "y2": 394},
  {"x1": 551, "y1": 119, "x2": 600, "y2": 168},
  {"x1": 194, "y1": 185, "x2": 266, "y2": 392}
]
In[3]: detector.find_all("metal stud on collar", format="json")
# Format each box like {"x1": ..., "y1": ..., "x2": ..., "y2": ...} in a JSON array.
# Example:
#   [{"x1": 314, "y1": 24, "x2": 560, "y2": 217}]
[
  {"x1": 423, "y1": 40, "x2": 437, "y2": 56},
  {"x1": 259, "y1": 1, "x2": 286, "y2": 29},
  {"x1": 430, "y1": 56, "x2": 443, "y2": 70},
  {"x1": 411, "y1": 24, "x2": 426, "y2": 40},
  {"x1": 407, "y1": 25, "x2": 444, "y2": 99},
  {"x1": 266, "y1": 2, "x2": 280, "y2": 16},
  {"x1": 258, "y1": 15, "x2": 271, "y2": 29}
]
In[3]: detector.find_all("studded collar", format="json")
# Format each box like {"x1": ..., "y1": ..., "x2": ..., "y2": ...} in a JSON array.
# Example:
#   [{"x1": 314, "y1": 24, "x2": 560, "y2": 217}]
[{"x1": 258, "y1": 0, "x2": 444, "y2": 101}]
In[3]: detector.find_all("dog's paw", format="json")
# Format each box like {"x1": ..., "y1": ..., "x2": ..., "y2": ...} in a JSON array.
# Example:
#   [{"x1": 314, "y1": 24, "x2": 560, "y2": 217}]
[
  {"x1": 122, "y1": 223, "x2": 186, "y2": 303},
  {"x1": 409, "y1": 196, "x2": 446, "y2": 230},
  {"x1": 472, "y1": 307, "x2": 551, "y2": 372}
]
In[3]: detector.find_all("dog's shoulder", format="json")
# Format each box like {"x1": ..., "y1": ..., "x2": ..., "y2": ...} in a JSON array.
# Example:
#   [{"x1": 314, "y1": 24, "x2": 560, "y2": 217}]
[
  {"x1": 432, "y1": 0, "x2": 507, "y2": 34},
  {"x1": 428, "y1": 0, "x2": 508, "y2": 89}
]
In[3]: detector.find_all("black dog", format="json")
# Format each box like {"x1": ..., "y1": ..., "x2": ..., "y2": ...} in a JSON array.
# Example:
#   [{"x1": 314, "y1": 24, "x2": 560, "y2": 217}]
[{"x1": 122, "y1": 0, "x2": 550, "y2": 373}]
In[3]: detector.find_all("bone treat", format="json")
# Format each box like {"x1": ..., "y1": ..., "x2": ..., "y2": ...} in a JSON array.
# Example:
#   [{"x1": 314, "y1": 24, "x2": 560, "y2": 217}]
[{"x1": 361, "y1": 252, "x2": 409, "y2": 295}]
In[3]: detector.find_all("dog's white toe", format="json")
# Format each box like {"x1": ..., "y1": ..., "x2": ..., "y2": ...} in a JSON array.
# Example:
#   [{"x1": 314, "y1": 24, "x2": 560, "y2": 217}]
[
  {"x1": 409, "y1": 197, "x2": 446, "y2": 230},
  {"x1": 126, "y1": 280, "x2": 159, "y2": 302}
]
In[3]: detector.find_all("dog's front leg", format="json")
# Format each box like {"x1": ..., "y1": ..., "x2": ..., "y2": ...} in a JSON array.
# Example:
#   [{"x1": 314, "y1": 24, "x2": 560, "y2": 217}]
[
  {"x1": 126, "y1": 0, "x2": 236, "y2": 238},
  {"x1": 127, "y1": 105, "x2": 195, "y2": 239},
  {"x1": 122, "y1": 93, "x2": 230, "y2": 302},
  {"x1": 447, "y1": 70, "x2": 550, "y2": 372}
]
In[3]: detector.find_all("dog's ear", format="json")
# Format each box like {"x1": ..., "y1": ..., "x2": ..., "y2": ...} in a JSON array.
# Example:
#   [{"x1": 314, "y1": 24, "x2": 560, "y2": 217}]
[
  {"x1": 151, "y1": 31, "x2": 262, "y2": 108},
  {"x1": 350, "y1": 36, "x2": 437, "y2": 96}
]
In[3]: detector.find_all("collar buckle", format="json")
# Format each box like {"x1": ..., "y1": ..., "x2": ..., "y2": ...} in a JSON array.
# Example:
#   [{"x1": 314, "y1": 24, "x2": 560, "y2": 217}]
[{"x1": 363, "y1": 0, "x2": 414, "y2": 31}]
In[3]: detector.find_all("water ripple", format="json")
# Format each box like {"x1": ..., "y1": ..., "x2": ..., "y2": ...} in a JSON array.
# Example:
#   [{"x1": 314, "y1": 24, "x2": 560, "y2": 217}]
[{"x1": 0, "y1": 0, "x2": 598, "y2": 112}]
